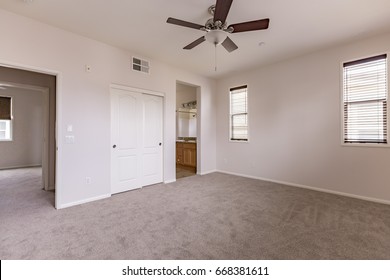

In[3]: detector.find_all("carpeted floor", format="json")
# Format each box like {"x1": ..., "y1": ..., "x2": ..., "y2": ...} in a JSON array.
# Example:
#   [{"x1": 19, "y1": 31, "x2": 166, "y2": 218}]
[{"x1": 1, "y1": 167, "x2": 390, "y2": 259}]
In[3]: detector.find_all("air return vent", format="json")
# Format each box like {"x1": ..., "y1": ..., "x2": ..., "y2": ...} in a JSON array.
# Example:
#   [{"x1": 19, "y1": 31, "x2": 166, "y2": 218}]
[{"x1": 132, "y1": 57, "x2": 150, "y2": 74}]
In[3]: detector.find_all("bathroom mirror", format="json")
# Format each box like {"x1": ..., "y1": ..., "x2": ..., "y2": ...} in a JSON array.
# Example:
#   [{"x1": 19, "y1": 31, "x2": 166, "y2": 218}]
[{"x1": 176, "y1": 109, "x2": 197, "y2": 138}]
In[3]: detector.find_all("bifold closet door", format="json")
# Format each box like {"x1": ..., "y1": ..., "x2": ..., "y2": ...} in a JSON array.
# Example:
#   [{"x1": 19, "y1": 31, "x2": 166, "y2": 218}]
[{"x1": 111, "y1": 88, "x2": 163, "y2": 194}]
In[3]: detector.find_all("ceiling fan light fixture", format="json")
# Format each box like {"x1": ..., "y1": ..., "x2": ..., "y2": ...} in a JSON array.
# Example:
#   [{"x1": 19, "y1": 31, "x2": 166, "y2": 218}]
[
  {"x1": 167, "y1": 0, "x2": 270, "y2": 57},
  {"x1": 205, "y1": 30, "x2": 227, "y2": 45}
]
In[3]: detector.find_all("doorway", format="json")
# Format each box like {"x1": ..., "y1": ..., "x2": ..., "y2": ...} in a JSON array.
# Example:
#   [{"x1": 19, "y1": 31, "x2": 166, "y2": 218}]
[
  {"x1": 110, "y1": 85, "x2": 164, "y2": 194},
  {"x1": 0, "y1": 65, "x2": 57, "y2": 207},
  {"x1": 176, "y1": 82, "x2": 198, "y2": 179}
]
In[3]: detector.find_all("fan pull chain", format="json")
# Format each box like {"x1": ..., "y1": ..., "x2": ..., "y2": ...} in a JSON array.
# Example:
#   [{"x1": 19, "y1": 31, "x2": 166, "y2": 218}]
[{"x1": 214, "y1": 43, "x2": 217, "y2": 72}]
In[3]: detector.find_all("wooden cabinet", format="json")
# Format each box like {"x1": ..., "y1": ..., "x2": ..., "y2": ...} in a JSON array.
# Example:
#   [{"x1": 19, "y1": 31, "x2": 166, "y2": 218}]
[
  {"x1": 183, "y1": 143, "x2": 196, "y2": 167},
  {"x1": 176, "y1": 142, "x2": 183, "y2": 165},
  {"x1": 176, "y1": 142, "x2": 196, "y2": 168}
]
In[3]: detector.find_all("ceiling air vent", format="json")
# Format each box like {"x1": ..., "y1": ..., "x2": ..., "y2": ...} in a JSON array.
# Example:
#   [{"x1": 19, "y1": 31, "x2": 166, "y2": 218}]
[{"x1": 132, "y1": 57, "x2": 150, "y2": 74}]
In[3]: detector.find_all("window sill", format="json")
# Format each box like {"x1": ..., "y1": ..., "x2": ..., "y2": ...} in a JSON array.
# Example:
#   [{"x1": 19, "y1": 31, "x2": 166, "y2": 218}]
[
  {"x1": 229, "y1": 140, "x2": 249, "y2": 143},
  {"x1": 341, "y1": 143, "x2": 390, "y2": 148}
]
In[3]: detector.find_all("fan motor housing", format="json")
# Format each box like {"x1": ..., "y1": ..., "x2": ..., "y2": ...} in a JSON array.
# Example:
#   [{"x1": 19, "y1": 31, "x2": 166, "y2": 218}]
[{"x1": 204, "y1": 5, "x2": 233, "y2": 32}]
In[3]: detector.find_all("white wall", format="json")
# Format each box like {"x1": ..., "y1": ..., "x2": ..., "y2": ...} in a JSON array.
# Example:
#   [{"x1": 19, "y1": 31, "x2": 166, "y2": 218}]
[
  {"x1": 216, "y1": 32, "x2": 390, "y2": 203},
  {"x1": 176, "y1": 83, "x2": 197, "y2": 109},
  {"x1": 0, "y1": 9, "x2": 216, "y2": 208},
  {"x1": 0, "y1": 87, "x2": 43, "y2": 169}
]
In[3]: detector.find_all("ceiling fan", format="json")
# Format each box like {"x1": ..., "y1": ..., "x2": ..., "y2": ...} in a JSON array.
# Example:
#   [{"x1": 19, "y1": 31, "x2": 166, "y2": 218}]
[{"x1": 166, "y1": 0, "x2": 270, "y2": 53}]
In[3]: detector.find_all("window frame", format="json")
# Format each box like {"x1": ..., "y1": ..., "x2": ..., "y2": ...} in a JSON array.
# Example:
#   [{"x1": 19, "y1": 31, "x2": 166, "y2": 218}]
[
  {"x1": 0, "y1": 95, "x2": 13, "y2": 142},
  {"x1": 340, "y1": 53, "x2": 390, "y2": 148},
  {"x1": 229, "y1": 85, "x2": 249, "y2": 143}
]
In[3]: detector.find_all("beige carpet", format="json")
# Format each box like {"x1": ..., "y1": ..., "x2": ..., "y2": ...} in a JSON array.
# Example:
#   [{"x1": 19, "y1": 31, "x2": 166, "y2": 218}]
[{"x1": 1, "y1": 167, "x2": 390, "y2": 259}]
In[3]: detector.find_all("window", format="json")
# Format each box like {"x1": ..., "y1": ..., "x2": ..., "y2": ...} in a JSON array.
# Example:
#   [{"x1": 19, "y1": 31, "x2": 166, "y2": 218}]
[
  {"x1": 0, "y1": 96, "x2": 12, "y2": 141},
  {"x1": 230, "y1": 85, "x2": 248, "y2": 141},
  {"x1": 0, "y1": 120, "x2": 11, "y2": 140},
  {"x1": 343, "y1": 54, "x2": 388, "y2": 144}
]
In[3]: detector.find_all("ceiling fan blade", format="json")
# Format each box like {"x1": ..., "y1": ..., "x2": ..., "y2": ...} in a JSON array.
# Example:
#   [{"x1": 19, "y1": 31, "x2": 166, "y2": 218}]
[
  {"x1": 183, "y1": 36, "x2": 206, "y2": 50},
  {"x1": 214, "y1": 0, "x2": 233, "y2": 24},
  {"x1": 222, "y1": 36, "x2": 238, "y2": 53},
  {"x1": 167, "y1": 17, "x2": 205, "y2": 30},
  {"x1": 229, "y1": 18, "x2": 270, "y2": 33}
]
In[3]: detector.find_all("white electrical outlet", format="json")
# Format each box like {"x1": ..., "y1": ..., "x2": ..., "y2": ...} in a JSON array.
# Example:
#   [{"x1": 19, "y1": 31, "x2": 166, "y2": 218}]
[
  {"x1": 65, "y1": 135, "x2": 75, "y2": 144},
  {"x1": 86, "y1": 177, "x2": 91, "y2": 184}
]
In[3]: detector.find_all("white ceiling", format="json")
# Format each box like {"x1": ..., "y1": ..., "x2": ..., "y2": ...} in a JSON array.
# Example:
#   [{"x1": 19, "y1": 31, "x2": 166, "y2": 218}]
[{"x1": 1, "y1": 0, "x2": 390, "y2": 78}]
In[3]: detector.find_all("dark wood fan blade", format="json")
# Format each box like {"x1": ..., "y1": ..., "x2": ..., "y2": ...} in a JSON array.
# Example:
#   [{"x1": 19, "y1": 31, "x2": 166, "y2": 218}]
[
  {"x1": 167, "y1": 17, "x2": 205, "y2": 30},
  {"x1": 214, "y1": 0, "x2": 233, "y2": 24},
  {"x1": 229, "y1": 18, "x2": 270, "y2": 33},
  {"x1": 183, "y1": 36, "x2": 206, "y2": 50},
  {"x1": 222, "y1": 36, "x2": 238, "y2": 53}
]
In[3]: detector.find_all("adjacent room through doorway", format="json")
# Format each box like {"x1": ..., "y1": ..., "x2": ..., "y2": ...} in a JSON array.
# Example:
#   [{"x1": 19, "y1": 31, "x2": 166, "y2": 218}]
[
  {"x1": 176, "y1": 82, "x2": 199, "y2": 180},
  {"x1": 0, "y1": 66, "x2": 57, "y2": 207}
]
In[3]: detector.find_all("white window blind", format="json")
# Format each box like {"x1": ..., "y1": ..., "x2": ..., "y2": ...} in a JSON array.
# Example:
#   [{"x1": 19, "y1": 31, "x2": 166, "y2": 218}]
[
  {"x1": 230, "y1": 85, "x2": 248, "y2": 141},
  {"x1": 343, "y1": 54, "x2": 388, "y2": 144},
  {"x1": 0, "y1": 120, "x2": 11, "y2": 140}
]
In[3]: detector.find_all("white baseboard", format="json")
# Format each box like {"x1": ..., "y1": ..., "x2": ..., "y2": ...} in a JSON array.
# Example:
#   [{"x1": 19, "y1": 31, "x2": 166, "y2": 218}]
[
  {"x1": 56, "y1": 194, "x2": 111, "y2": 209},
  {"x1": 199, "y1": 169, "x2": 217, "y2": 176},
  {"x1": 217, "y1": 170, "x2": 390, "y2": 206},
  {"x1": 164, "y1": 179, "x2": 176, "y2": 184},
  {"x1": 0, "y1": 164, "x2": 42, "y2": 170}
]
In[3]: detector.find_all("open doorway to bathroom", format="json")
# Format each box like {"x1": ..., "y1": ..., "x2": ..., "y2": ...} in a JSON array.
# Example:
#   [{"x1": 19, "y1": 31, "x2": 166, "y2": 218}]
[{"x1": 176, "y1": 82, "x2": 198, "y2": 179}]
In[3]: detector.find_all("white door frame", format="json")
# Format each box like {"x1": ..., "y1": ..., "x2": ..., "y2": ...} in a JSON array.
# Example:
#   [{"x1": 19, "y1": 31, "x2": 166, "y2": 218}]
[
  {"x1": 175, "y1": 81, "x2": 201, "y2": 177},
  {"x1": 110, "y1": 83, "x2": 165, "y2": 192},
  {"x1": 0, "y1": 60, "x2": 61, "y2": 208}
]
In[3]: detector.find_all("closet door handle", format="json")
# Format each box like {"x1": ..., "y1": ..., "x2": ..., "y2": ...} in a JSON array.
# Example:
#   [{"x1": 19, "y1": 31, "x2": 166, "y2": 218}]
[
  {"x1": 113, "y1": 145, "x2": 117, "y2": 148},
  {"x1": 159, "y1": 143, "x2": 162, "y2": 146}
]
